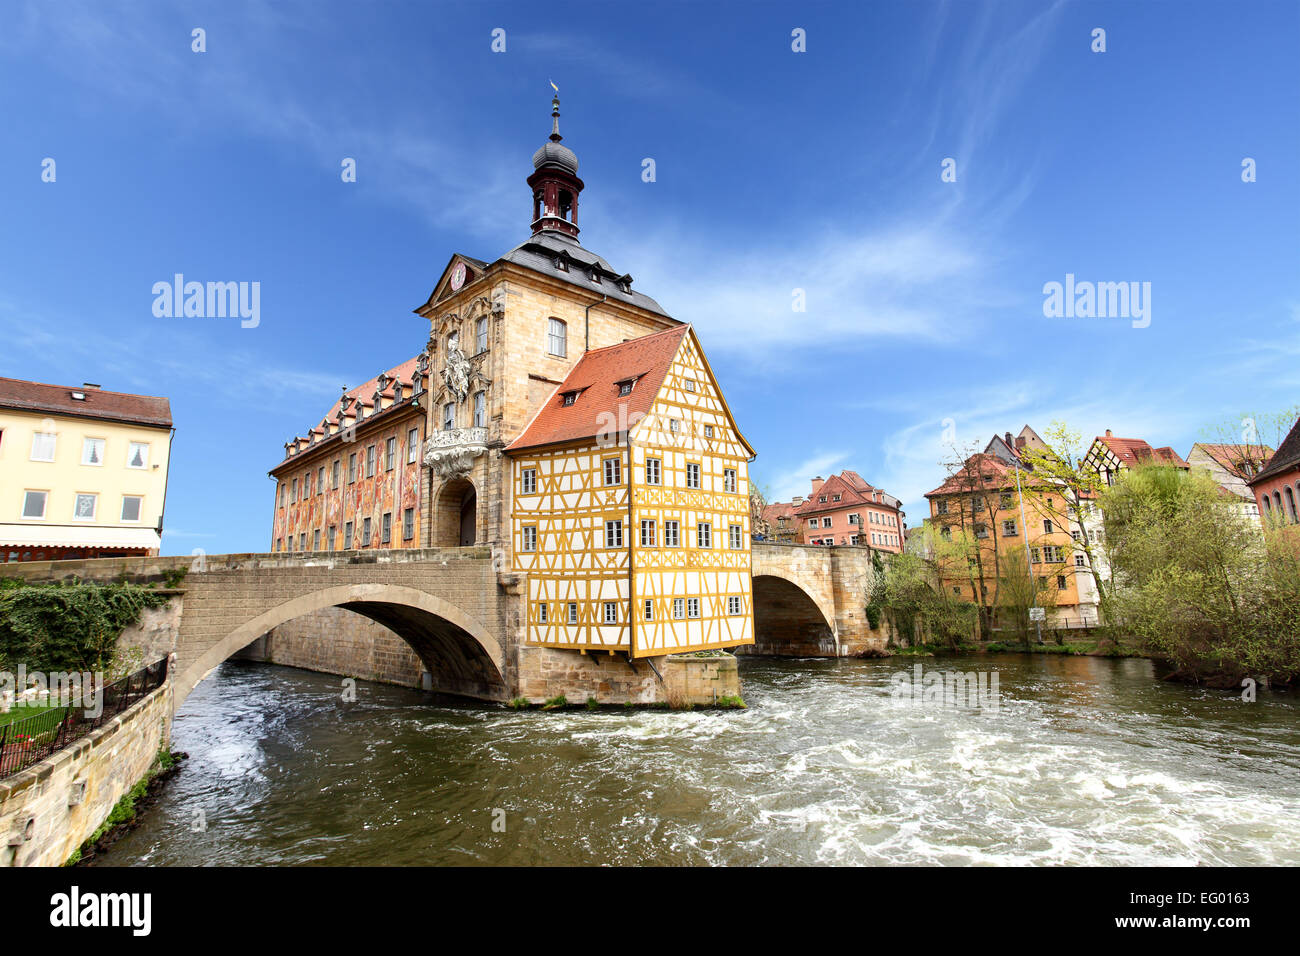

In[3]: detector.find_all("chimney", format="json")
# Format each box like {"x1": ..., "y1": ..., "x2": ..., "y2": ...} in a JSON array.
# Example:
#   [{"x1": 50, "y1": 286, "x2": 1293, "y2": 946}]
[
  {"x1": 1015, "y1": 436, "x2": 1026, "y2": 450},
  {"x1": 811, "y1": 477, "x2": 824, "y2": 497},
  {"x1": 1005, "y1": 431, "x2": 1013, "y2": 445},
  {"x1": 791, "y1": 495, "x2": 803, "y2": 506},
  {"x1": 83, "y1": 382, "x2": 101, "y2": 389},
  {"x1": 1105, "y1": 429, "x2": 1113, "y2": 438}
]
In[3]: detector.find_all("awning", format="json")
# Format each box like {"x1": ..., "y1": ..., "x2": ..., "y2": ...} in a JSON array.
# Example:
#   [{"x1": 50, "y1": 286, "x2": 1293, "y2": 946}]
[{"x1": 0, "y1": 524, "x2": 161, "y2": 551}]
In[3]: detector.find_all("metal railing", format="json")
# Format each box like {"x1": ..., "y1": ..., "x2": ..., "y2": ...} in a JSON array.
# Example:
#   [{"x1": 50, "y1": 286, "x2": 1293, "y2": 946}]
[{"x1": 0, "y1": 657, "x2": 169, "y2": 779}]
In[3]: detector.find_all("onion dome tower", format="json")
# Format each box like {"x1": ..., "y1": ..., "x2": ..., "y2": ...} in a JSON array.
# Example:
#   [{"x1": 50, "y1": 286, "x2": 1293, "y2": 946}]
[{"x1": 528, "y1": 93, "x2": 584, "y2": 240}]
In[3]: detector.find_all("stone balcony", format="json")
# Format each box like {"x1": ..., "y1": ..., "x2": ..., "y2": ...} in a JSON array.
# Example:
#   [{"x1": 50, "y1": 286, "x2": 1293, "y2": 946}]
[{"x1": 424, "y1": 426, "x2": 489, "y2": 480}]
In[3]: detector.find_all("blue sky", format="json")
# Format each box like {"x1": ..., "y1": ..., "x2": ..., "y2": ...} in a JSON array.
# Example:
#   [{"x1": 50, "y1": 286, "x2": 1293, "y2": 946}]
[{"x1": 2, "y1": 0, "x2": 1297, "y2": 553}]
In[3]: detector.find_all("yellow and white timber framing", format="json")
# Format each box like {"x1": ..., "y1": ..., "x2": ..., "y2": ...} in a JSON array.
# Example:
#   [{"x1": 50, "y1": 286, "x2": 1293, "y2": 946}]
[{"x1": 509, "y1": 328, "x2": 756, "y2": 657}]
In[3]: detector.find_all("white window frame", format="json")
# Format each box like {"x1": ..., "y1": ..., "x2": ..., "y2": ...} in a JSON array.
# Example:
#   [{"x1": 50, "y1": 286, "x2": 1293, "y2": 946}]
[
  {"x1": 664, "y1": 520, "x2": 680, "y2": 547},
  {"x1": 723, "y1": 468, "x2": 736, "y2": 493},
  {"x1": 521, "y1": 468, "x2": 537, "y2": 494},
  {"x1": 73, "y1": 492, "x2": 97, "y2": 521},
  {"x1": 522, "y1": 525, "x2": 538, "y2": 552},
  {"x1": 672, "y1": 598, "x2": 685, "y2": 619},
  {"x1": 126, "y1": 441, "x2": 150, "y2": 470},
  {"x1": 644, "y1": 599, "x2": 654, "y2": 621},
  {"x1": 605, "y1": 519, "x2": 623, "y2": 548},
  {"x1": 407, "y1": 428, "x2": 419, "y2": 464},
  {"x1": 81, "y1": 437, "x2": 106, "y2": 466},
  {"x1": 687, "y1": 598, "x2": 700, "y2": 619},
  {"x1": 729, "y1": 524, "x2": 742, "y2": 549},
  {"x1": 697, "y1": 522, "x2": 711, "y2": 548},
  {"x1": 645, "y1": 458, "x2": 661, "y2": 485},
  {"x1": 640, "y1": 519, "x2": 656, "y2": 547},
  {"x1": 538, "y1": 603, "x2": 548, "y2": 624},
  {"x1": 567, "y1": 603, "x2": 578, "y2": 624},
  {"x1": 22, "y1": 490, "x2": 48, "y2": 519},
  {"x1": 120, "y1": 495, "x2": 143, "y2": 523},
  {"x1": 685, "y1": 463, "x2": 700, "y2": 489},
  {"x1": 603, "y1": 601, "x2": 618, "y2": 624},
  {"x1": 547, "y1": 318, "x2": 567, "y2": 357},
  {"x1": 603, "y1": 457, "x2": 622, "y2": 486},
  {"x1": 30, "y1": 432, "x2": 56, "y2": 462},
  {"x1": 473, "y1": 390, "x2": 486, "y2": 428},
  {"x1": 727, "y1": 596, "x2": 741, "y2": 616}
]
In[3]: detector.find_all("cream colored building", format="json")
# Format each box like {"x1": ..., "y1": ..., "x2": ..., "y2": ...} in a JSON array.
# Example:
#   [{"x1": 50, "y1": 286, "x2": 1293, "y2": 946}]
[{"x1": 0, "y1": 378, "x2": 173, "y2": 562}]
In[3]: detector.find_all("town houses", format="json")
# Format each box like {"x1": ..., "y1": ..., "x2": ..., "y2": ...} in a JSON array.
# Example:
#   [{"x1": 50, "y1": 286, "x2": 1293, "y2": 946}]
[{"x1": 760, "y1": 471, "x2": 906, "y2": 551}]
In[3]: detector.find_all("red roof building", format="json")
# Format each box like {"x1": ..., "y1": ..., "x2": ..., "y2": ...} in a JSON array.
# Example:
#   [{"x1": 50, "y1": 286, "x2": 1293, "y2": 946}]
[{"x1": 792, "y1": 470, "x2": 905, "y2": 550}]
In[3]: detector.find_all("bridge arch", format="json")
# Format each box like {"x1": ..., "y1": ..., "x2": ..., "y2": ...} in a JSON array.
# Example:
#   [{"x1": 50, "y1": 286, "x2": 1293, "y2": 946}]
[
  {"x1": 748, "y1": 572, "x2": 839, "y2": 657},
  {"x1": 177, "y1": 582, "x2": 506, "y2": 708}
]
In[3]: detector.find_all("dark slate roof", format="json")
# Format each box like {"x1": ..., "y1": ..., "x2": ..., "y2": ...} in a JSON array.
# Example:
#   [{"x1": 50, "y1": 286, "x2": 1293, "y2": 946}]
[
  {"x1": 1250, "y1": 416, "x2": 1300, "y2": 485},
  {"x1": 532, "y1": 141, "x2": 578, "y2": 175},
  {"x1": 498, "y1": 231, "x2": 671, "y2": 317}
]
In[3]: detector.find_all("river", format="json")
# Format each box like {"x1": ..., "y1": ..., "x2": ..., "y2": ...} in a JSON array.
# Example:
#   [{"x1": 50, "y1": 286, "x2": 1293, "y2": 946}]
[{"x1": 98, "y1": 654, "x2": 1300, "y2": 866}]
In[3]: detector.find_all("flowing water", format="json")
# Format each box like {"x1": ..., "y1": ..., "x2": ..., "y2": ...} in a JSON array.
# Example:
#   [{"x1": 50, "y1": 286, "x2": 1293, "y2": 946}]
[{"x1": 99, "y1": 654, "x2": 1300, "y2": 866}]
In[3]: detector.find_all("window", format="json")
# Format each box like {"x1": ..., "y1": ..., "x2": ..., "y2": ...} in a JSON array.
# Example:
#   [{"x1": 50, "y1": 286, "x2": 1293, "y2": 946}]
[
  {"x1": 1071, "y1": 530, "x2": 1081, "y2": 542},
  {"x1": 28, "y1": 430, "x2": 59, "y2": 463},
  {"x1": 972, "y1": 496, "x2": 985, "y2": 511},
  {"x1": 81, "y1": 438, "x2": 105, "y2": 466},
  {"x1": 723, "y1": 468, "x2": 737, "y2": 493},
  {"x1": 290, "y1": 478, "x2": 298, "y2": 503},
  {"x1": 645, "y1": 458, "x2": 661, "y2": 485},
  {"x1": 603, "y1": 602, "x2": 618, "y2": 624},
  {"x1": 728, "y1": 596, "x2": 741, "y2": 616},
  {"x1": 1031, "y1": 547, "x2": 1042, "y2": 563},
  {"x1": 344, "y1": 522, "x2": 354, "y2": 548},
  {"x1": 366, "y1": 445, "x2": 376, "y2": 477},
  {"x1": 822, "y1": 517, "x2": 832, "y2": 528},
  {"x1": 124, "y1": 442, "x2": 148, "y2": 470},
  {"x1": 523, "y1": 526, "x2": 537, "y2": 552},
  {"x1": 348, "y1": 454, "x2": 357, "y2": 483},
  {"x1": 121, "y1": 495, "x2": 142, "y2": 522},
  {"x1": 848, "y1": 513, "x2": 861, "y2": 525},
  {"x1": 605, "y1": 520, "x2": 623, "y2": 548},
  {"x1": 684, "y1": 379, "x2": 696, "y2": 392},
  {"x1": 299, "y1": 534, "x2": 306, "y2": 551},
  {"x1": 729, "y1": 524, "x2": 742, "y2": 549},
  {"x1": 547, "y1": 318, "x2": 567, "y2": 357},
  {"x1": 521, "y1": 468, "x2": 537, "y2": 494},
  {"x1": 403, "y1": 508, "x2": 414, "y2": 540},
  {"x1": 640, "y1": 519, "x2": 656, "y2": 547},
  {"x1": 704, "y1": 425, "x2": 714, "y2": 439},
  {"x1": 538, "y1": 603, "x2": 548, "y2": 624},
  {"x1": 385, "y1": 438, "x2": 396, "y2": 471},
  {"x1": 328, "y1": 525, "x2": 336, "y2": 551},
  {"x1": 937, "y1": 500, "x2": 949, "y2": 515},
  {"x1": 304, "y1": 472, "x2": 312, "y2": 497},
  {"x1": 687, "y1": 598, "x2": 700, "y2": 618},
  {"x1": 332, "y1": 460, "x2": 341, "y2": 488},
  {"x1": 686, "y1": 463, "x2": 700, "y2": 488},
  {"x1": 697, "y1": 522, "x2": 711, "y2": 548},
  {"x1": 618, "y1": 381, "x2": 634, "y2": 397},
  {"x1": 975, "y1": 524, "x2": 989, "y2": 539},
  {"x1": 382, "y1": 512, "x2": 392, "y2": 544},
  {"x1": 74, "y1": 493, "x2": 97, "y2": 520},
  {"x1": 604, "y1": 457, "x2": 621, "y2": 486},
  {"x1": 276, "y1": 538, "x2": 283, "y2": 553},
  {"x1": 407, "y1": 428, "x2": 419, "y2": 464},
  {"x1": 1002, "y1": 520, "x2": 1017, "y2": 536},
  {"x1": 940, "y1": 527, "x2": 951, "y2": 541},
  {"x1": 832, "y1": 494, "x2": 841, "y2": 502},
  {"x1": 567, "y1": 603, "x2": 578, "y2": 624},
  {"x1": 313, "y1": 529, "x2": 321, "y2": 551},
  {"x1": 317, "y1": 466, "x2": 325, "y2": 493},
  {"x1": 644, "y1": 599, "x2": 654, "y2": 621},
  {"x1": 1000, "y1": 493, "x2": 1013, "y2": 508},
  {"x1": 443, "y1": 404, "x2": 455, "y2": 431},
  {"x1": 1043, "y1": 519, "x2": 1054, "y2": 534},
  {"x1": 1074, "y1": 553, "x2": 1086, "y2": 568},
  {"x1": 664, "y1": 520, "x2": 680, "y2": 547},
  {"x1": 669, "y1": 419, "x2": 680, "y2": 434},
  {"x1": 22, "y1": 491, "x2": 48, "y2": 519},
  {"x1": 673, "y1": 598, "x2": 685, "y2": 619},
  {"x1": 475, "y1": 316, "x2": 488, "y2": 354},
  {"x1": 1057, "y1": 575, "x2": 1068, "y2": 591},
  {"x1": 561, "y1": 391, "x2": 577, "y2": 407},
  {"x1": 819, "y1": 496, "x2": 827, "y2": 503},
  {"x1": 279, "y1": 483, "x2": 285, "y2": 506},
  {"x1": 362, "y1": 517, "x2": 372, "y2": 546},
  {"x1": 473, "y1": 391, "x2": 486, "y2": 428},
  {"x1": 808, "y1": 519, "x2": 817, "y2": 528}
]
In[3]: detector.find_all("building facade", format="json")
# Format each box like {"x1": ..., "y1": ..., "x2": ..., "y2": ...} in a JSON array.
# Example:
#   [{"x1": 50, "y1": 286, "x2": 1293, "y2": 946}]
[
  {"x1": 506, "y1": 325, "x2": 755, "y2": 656},
  {"x1": 0, "y1": 378, "x2": 173, "y2": 562},
  {"x1": 1186, "y1": 442, "x2": 1270, "y2": 527},
  {"x1": 1248, "y1": 415, "x2": 1300, "y2": 528},
  {"x1": 794, "y1": 471, "x2": 905, "y2": 550}
]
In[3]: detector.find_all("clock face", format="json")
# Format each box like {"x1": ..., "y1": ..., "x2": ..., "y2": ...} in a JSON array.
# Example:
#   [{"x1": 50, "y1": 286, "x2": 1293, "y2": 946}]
[{"x1": 450, "y1": 262, "x2": 467, "y2": 291}]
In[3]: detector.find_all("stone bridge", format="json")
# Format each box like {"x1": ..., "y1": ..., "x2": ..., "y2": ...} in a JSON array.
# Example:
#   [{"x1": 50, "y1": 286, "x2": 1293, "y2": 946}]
[
  {"x1": 749, "y1": 542, "x2": 889, "y2": 657},
  {"x1": 8, "y1": 543, "x2": 890, "y2": 709}
]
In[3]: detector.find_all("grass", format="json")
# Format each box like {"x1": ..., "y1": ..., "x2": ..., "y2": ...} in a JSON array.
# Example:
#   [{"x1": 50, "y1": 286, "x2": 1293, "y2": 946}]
[
  {"x1": 0, "y1": 701, "x2": 67, "y2": 728},
  {"x1": 64, "y1": 748, "x2": 183, "y2": 866}
]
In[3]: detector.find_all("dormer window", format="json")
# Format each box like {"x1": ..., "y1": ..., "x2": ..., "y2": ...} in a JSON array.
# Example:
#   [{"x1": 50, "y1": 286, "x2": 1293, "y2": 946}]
[
  {"x1": 70, "y1": 390, "x2": 86, "y2": 401},
  {"x1": 561, "y1": 391, "x2": 578, "y2": 407},
  {"x1": 819, "y1": 496, "x2": 827, "y2": 503},
  {"x1": 590, "y1": 269, "x2": 601, "y2": 285},
  {"x1": 617, "y1": 380, "x2": 635, "y2": 397}
]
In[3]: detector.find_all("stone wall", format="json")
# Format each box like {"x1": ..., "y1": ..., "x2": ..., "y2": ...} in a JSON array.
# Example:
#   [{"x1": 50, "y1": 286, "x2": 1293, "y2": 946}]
[
  {"x1": 0, "y1": 684, "x2": 171, "y2": 867},
  {"x1": 664, "y1": 654, "x2": 741, "y2": 706},
  {"x1": 236, "y1": 606, "x2": 425, "y2": 688}
]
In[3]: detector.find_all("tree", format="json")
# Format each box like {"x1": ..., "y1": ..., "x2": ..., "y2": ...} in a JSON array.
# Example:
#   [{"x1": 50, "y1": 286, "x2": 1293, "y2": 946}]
[
  {"x1": 1199, "y1": 405, "x2": 1300, "y2": 481},
  {"x1": 994, "y1": 548, "x2": 1062, "y2": 647},
  {"x1": 1013, "y1": 421, "x2": 1115, "y2": 623},
  {"x1": 872, "y1": 523, "x2": 979, "y2": 649}
]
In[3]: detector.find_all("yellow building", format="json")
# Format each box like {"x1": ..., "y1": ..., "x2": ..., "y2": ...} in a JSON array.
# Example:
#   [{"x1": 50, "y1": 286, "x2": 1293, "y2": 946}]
[
  {"x1": 0, "y1": 378, "x2": 173, "y2": 562},
  {"x1": 506, "y1": 325, "x2": 756, "y2": 656}
]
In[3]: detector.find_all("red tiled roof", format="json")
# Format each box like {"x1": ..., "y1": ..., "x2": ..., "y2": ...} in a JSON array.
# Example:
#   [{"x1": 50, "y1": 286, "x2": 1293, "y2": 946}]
[
  {"x1": 1095, "y1": 435, "x2": 1189, "y2": 469},
  {"x1": 1249, "y1": 416, "x2": 1300, "y2": 486},
  {"x1": 506, "y1": 326, "x2": 690, "y2": 453},
  {"x1": 761, "y1": 501, "x2": 797, "y2": 525},
  {"x1": 924, "y1": 454, "x2": 1014, "y2": 497},
  {"x1": 795, "y1": 470, "x2": 898, "y2": 515},
  {"x1": 1193, "y1": 442, "x2": 1275, "y2": 482},
  {"x1": 0, "y1": 377, "x2": 171, "y2": 428}
]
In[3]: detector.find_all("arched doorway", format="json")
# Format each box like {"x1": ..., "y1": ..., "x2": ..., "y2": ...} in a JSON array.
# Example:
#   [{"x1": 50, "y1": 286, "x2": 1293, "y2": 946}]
[{"x1": 435, "y1": 477, "x2": 477, "y2": 547}]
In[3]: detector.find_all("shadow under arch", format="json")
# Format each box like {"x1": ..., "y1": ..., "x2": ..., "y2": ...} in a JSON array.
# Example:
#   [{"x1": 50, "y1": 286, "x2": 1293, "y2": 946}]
[
  {"x1": 745, "y1": 573, "x2": 838, "y2": 657},
  {"x1": 176, "y1": 583, "x2": 507, "y2": 708}
]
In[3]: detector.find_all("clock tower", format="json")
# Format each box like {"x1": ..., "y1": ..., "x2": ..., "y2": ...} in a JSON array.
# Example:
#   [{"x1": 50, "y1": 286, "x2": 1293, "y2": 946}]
[{"x1": 527, "y1": 95, "x2": 584, "y2": 239}]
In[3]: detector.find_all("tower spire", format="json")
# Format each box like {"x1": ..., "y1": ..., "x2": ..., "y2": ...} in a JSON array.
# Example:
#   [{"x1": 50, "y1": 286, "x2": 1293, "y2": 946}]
[
  {"x1": 528, "y1": 83, "x2": 583, "y2": 239},
  {"x1": 550, "y1": 82, "x2": 562, "y2": 142}
]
